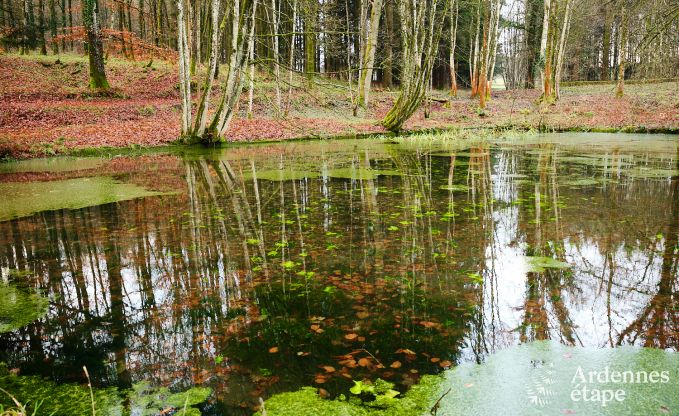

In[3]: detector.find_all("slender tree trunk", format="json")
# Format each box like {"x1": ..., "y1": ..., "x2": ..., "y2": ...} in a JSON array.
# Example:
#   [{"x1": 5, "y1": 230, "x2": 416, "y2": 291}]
[
  {"x1": 616, "y1": 4, "x2": 627, "y2": 97},
  {"x1": 191, "y1": 0, "x2": 221, "y2": 137},
  {"x1": 303, "y1": 1, "x2": 316, "y2": 87},
  {"x1": 83, "y1": 0, "x2": 110, "y2": 89},
  {"x1": 449, "y1": 0, "x2": 458, "y2": 97},
  {"x1": 553, "y1": 0, "x2": 572, "y2": 100},
  {"x1": 345, "y1": 0, "x2": 356, "y2": 115},
  {"x1": 247, "y1": 3, "x2": 256, "y2": 119},
  {"x1": 177, "y1": 0, "x2": 192, "y2": 135},
  {"x1": 285, "y1": 0, "x2": 297, "y2": 116},
  {"x1": 539, "y1": 0, "x2": 551, "y2": 95},
  {"x1": 38, "y1": 0, "x2": 47, "y2": 54},
  {"x1": 383, "y1": 0, "x2": 393, "y2": 88},
  {"x1": 357, "y1": 0, "x2": 383, "y2": 108},
  {"x1": 470, "y1": 1, "x2": 481, "y2": 98},
  {"x1": 601, "y1": 5, "x2": 611, "y2": 80},
  {"x1": 269, "y1": 0, "x2": 282, "y2": 115},
  {"x1": 49, "y1": 0, "x2": 58, "y2": 53}
]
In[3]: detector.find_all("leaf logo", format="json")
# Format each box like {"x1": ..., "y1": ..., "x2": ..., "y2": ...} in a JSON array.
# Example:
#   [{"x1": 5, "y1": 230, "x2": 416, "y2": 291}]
[{"x1": 526, "y1": 362, "x2": 557, "y2": 407}]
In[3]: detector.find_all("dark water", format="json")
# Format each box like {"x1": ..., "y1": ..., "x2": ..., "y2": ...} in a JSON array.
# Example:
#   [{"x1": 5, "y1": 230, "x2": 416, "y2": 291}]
[{"x1": 0, "y1": 133, "x2": 677, "y2": 414}]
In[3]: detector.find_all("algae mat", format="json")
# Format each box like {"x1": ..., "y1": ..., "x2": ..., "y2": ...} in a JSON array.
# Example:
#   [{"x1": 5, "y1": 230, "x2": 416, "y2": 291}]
[
  {"x1": 0, "y1": 176, "x2": 169, "y2": 221},
  {"x1": 435, "y1": 341, "x2": 679, "y2": 416}
]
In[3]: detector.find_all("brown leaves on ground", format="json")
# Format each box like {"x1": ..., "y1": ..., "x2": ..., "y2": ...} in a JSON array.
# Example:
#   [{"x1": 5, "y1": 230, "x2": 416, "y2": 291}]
[{"x1": 3, "y1": 54, "x2": 676, "y2": 160}]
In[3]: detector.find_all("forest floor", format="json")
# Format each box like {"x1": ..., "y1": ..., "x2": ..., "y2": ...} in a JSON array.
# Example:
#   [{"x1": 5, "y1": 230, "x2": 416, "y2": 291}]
[{"x1": 1, "y1": 52, "x2": 678, "y2": 159}]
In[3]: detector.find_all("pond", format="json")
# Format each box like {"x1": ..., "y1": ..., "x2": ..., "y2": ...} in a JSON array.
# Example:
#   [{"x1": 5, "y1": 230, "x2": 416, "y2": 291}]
[{"x1": 0, "y1": 132, "x2": 677, "y2": 415}]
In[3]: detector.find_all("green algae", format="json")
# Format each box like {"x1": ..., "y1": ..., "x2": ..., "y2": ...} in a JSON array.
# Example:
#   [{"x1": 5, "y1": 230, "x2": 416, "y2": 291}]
[
  {"x1": 0, "y1": 176, "x2": 169, "y2": 222},
  {"x1": 129, "y1": 382, "x2": 211, "y2": 416},
  {"x1": 0, "y1": 366, "x2": 211, "y2": 416},
  {"x1": 439, "y1": 185, "x2": 470, "y2": 192},
  {"x1": 260, "y1": 342, "x2": 679, "y2": 416},
  {"x1": 0, "y1": 364, "x2": 123, "y2": 416},
  {"x1": 0, "y1": 282, "x2": 49, "y2": 333},
  {"x1": 433, "y1": 341, "x2": 679, "y2": 416},
  {"x1": 326, "y1": 168, "x2": 402, "y2": 181},
  {"x1": 524, "y1": 256, "x2": 571, "y2": 272},
  {"x1": 246, "y1": 169, "x2": 321, "y2": 181},
  {"x1": 258, "y1": 375, "x2": 443, "y2": 416},
  {"x1": 561, "y1": 178, "x2": 601, "y2": 187},
  {"x1": 624, "y1": 168, "x2": 679, "y2": 179},
  {"x1": 0, "y1": 157, "x2": 106, "y2": 174}
]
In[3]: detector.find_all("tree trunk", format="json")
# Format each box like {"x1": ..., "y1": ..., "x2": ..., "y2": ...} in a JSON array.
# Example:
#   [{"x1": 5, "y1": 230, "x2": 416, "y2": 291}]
[
  {"x1": 383, "y1": 0, "x2": 393, "y2": 88},
  {"x1": 449, "y1": 0, "x2": 458, "y2": 97},
  {"x1": 601, "y1": 5, "x2": 611, "y2": 80},
  {"x1": 192, "y1": 0, "x2": 221, "y2": 137},
  {"x1": 269, "y1": 0, "x2": 282, "y2": 115},
  {"x1": 539, "y1": 0, "x2": 551, "y2": 95},
  {"x1": 177, "y1": 0, "x2": 192, "y2": 135},
  {"x1": 357, "y1": 0, "x2": 383, "y2": 108},
  {"x1": 553, "y1": 0, "x2": 572, "y2": 100},
  {"x1": 83, "y1": 0, "x2": 110, "y2": 89},
  {"x1": 382, "y1": 0, "x2": 450, "y2": 132},
  {"x1": 616, "y1": 4, "x2": 627, "y2": 97},
  {"x1": 49, "y1": 0, "x2": 58, "y2": 53},
  {"x1": 247, "y1": 1, "x2": 256, "y2": 119},
  {"x1": 285, "y1": 0, "x2": 297, "y2": 116}
]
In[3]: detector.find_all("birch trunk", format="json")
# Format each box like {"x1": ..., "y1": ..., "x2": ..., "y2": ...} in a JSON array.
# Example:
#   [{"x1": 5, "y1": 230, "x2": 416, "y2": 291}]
[
  {"x1": 449, "y1": 0, "x2": 458, "y2": 97},
  {"x1": 553, "y1": 0, "x2": 572, "y2": 100},
  {"x1": 270, "y1": 0, "x2": 282, "y2": 115},
  {"x1": 285, "y1": 0, "x2": 297, "y2": 116},
  {"x1": 357, "y1": 0, "x2": 384, "y2": 108},
  {"x1": 539, "y1": 0, "x2": 551, "y2": 95},
  {"x1": 177, "y1": 0, "x2": 191, "y2": 135},
  {"x1": 192, "y1": 0, "x2": 221, "y2": 137},
  {"x1": 616, "y1": 4, "x2": 627, "y2": 97}
]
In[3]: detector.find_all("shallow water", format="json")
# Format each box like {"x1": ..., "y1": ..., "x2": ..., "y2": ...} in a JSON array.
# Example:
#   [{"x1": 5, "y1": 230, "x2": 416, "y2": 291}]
[{"x1": 0, "y1": 133, "x2": 677, "y2": 414}]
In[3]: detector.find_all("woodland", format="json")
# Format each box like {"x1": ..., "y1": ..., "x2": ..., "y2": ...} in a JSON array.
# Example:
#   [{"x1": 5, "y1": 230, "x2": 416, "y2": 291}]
[{"x1": 0, "y1": 0, "x2": 677, "y2": 155}]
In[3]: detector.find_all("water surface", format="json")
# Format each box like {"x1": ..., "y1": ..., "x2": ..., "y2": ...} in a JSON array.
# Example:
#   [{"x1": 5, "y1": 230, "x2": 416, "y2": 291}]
[{"x1": 0, "y1": 133, "x2": 677, "y2": 414}]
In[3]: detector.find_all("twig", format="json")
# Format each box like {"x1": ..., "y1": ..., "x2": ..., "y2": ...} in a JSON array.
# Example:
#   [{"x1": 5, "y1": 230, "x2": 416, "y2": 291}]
[
  {"x1": 83, "y1": 366, "x2": 96, "y2": 416},
  {"x1": 430, "y1": 388, "x2": 452, "y2": 415}
]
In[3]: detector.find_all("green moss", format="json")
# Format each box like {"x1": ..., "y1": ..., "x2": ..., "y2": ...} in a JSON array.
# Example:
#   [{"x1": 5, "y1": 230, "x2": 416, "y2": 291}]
[
  {"x1": 433, "y1": 341, "x2": 679, "y2": 416},
  {"x1": 326, "y1": 168, "x2": 402, "y2": 181},
  {"x1": 0, "y1": 157, "x2": 105, "y2": 173},
  {"x1": 0, "y1": 176, "x2": 171, "y2": 221},
  {"x1": 562, "y1": 178, "x2": 600, "y2": 187},
  {"x1": 245, "y1": 170, "x2": 321, "y2": 181},
  {"x1": 258, "y1": 375, "x2": 443, "y2": 416},
  {"x1": 524, "y1": 256, "x2": 571, "y2": 272},
  {"x1": 0, "y1": 368, "x2": 211, "y2": 416},
  {"x1": 129, "y1": 382, "x2": 211, "y2": 416},
  {"x1": 439, "y1": 185, "x2": 470, "y2": 192},
  {"x1": 0, "y1": 282, "x2": 49, "y2": 333},
  {"x1": 0, "y1": 364, "x2": 123, "y2": 416}
]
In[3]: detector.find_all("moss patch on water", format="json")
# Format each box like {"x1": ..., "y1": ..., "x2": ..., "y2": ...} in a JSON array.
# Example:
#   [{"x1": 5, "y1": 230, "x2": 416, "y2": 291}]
[
  {"x1": 524, "y1": 256, "x2": 571, "y2": 272},
  {"x1": 261, "y1": 342, "x2": 679, "y2": 416},
  {"x1": 0, "y1": 176, "x2": 169, "y2": 221},
  {"x1": 0, "y1": 157, "x2": 106, "y2": 173},
  {"x1": 0, "y1": 367, "x2": 211, "y2": 416},
  {"x1": 326, "y1": 168, "x2": 402, "y2": 181},
  {"x1": 433, "y1": 341, "x2": 679, "y2": 416},
  {"x1": 258, "y1": 375, "x2": 443, "y2": 416},
  {"x1": 246, "y1": 169, "x2": 321, "y2": 181},
  {"x1": 439, "y1": 184, "x2": 470, "y2": 192},
  {"x1": 0, "y1": 282, "x2": 49, "y2": 333},
  {"x1": 0, "y1": 364, "x2": 123, "y2": 416}
]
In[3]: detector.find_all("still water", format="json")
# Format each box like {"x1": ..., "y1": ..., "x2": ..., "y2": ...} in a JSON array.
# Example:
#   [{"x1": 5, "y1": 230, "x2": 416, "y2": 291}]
[{"x1": 0, "y1": 133, "x2": 677, "y2": 414}]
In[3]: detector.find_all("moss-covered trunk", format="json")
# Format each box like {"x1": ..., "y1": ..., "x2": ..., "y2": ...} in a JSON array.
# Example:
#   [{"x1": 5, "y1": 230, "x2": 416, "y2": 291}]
[{"x1": 83, "y1": 0, "x2": 110, "y2": 90}]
